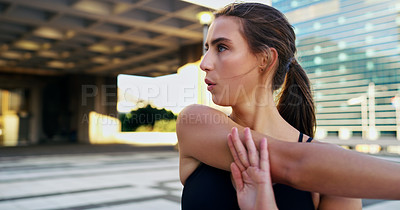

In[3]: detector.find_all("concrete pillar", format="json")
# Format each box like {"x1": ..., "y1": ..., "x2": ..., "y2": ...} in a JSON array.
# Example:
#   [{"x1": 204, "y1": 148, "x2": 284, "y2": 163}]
[
  {"x1": 29, "y1": 86, "x2": 42, "y2": 144},
  {"x1": 75, "y1": 75, "x2": 117, "y2": 144}
]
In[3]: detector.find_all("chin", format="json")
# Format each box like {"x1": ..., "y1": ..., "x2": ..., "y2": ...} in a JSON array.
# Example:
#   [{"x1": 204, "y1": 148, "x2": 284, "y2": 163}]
[{"x1": 212, "y1": 95, "x2": 232, "y2": 107}]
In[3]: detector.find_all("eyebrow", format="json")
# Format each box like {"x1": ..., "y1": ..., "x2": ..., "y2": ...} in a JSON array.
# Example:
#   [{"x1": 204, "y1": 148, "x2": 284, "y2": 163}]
[{"x1": 205, "y1": 37, "x2": 232, "y2": 48}]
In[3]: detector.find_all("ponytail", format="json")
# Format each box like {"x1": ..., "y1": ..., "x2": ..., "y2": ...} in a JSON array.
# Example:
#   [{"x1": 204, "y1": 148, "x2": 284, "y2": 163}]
[{"x1": 276, "y1": 59, "x2": 316, "y2": 137}]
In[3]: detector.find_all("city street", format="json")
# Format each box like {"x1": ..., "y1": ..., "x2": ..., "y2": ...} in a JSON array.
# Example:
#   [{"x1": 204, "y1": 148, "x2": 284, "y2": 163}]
[{"x1": 0, "y1": 144, "x2": 399, "y2": 210}]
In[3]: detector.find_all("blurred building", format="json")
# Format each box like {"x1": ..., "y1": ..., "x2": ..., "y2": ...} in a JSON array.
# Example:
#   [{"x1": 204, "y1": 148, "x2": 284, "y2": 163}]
[
  {"x1": 273, "y1": 0, "x2": 400, "y2": 141},
  {"x1": 0, "y1": 0, "x2": 207, "y2": 146}
]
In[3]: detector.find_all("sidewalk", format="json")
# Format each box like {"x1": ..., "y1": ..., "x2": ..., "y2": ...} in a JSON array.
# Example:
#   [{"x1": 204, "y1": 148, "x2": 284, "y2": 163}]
[
  {"x1": 0, "y1": 144, "x2": 181, "y2": 210},
  {"x1": 0, "y1": 144, "x2": 399, "y2": 209},
  {"x1": 0, "y1": 143, "x2": 176, "y2": 157}
]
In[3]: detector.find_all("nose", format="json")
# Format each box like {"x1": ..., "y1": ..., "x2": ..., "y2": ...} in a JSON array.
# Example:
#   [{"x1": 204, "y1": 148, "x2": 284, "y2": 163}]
[{"x1": 199, "y1": 52, "x2": 213, "y2": 72}]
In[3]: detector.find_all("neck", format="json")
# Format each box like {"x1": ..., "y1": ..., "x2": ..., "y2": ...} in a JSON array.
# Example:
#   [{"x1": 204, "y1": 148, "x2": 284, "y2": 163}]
[{"x1": 230, "y1": 90, "x2": 299, "y2": 142}]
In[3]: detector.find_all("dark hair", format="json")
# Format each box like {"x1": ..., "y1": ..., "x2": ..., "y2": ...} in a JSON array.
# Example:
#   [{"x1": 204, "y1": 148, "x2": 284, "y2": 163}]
[{"x1": 215, "y1": 3, "x2": 316, "y2": 137}]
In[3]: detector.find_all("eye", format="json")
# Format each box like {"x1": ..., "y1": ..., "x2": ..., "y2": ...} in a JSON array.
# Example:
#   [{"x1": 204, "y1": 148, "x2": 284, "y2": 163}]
[{"x1": 217, "y1": 45, "x2": 227, "y2": 52}]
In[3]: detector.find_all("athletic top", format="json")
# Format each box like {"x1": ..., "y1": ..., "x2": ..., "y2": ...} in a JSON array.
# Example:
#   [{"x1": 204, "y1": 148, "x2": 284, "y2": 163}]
[
  {"x1": 181, "y1": 132, "x2": 314, "y2": 210},
  {"x1": 298, "y1": 132, "x2": 313, "y2": 143}
]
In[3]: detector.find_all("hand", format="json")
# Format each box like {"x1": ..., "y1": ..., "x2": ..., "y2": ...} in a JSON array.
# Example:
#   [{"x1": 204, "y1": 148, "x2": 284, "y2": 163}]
[{"x1": 228, "y1": 127, "x2": 278, "y2": 210}]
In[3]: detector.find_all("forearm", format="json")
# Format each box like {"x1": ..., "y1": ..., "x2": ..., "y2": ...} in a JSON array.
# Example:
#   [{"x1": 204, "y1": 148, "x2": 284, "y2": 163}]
[
  {"x1": 243, "y1": 129, "x2": 400, "y2": 199},
  {"x1": 289, "y1": 141, "x2": 400, "y2": 199}
]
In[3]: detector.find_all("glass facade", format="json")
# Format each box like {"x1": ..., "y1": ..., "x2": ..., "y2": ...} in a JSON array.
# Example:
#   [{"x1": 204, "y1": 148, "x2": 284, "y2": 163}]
[{"x1": 273, "y1": 0, "x2": 400, "y2": 139}]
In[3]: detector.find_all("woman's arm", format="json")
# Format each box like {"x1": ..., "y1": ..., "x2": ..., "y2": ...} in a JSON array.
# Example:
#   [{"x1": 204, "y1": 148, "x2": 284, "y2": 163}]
[
  {"x1": 318, "y1": 195, "x2": 361, "y2": 210},
  {"x1": 177, "y1": 104, "x2": 400, "y2": 199},
  {"x1": 229, "y1": 128, "x2": 362, "y2": 209}
]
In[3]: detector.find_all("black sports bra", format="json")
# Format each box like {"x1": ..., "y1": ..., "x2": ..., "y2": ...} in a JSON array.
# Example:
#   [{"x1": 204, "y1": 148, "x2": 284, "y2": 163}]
[
  {"x1": 299, "y1": 132, "x2": 313, "y2": 142},
  {"x1": 181, "y1": 132, "x2": 314, "y2": 210}
]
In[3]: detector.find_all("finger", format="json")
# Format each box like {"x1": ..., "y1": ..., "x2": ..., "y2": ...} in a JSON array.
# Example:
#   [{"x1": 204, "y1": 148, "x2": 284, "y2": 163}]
[
  {"x1": 241, "y1": 169, "x2": 251, "y2": 181},
  {"x1": 231, "y1": 127, "x2": 250, "y2": 168},
  {"x1": 259, "y1": 137, "x2": 270, "y2": 172},
  {"x1": 230, "y1": 162, "x2": 244, "y2": 191},
  {"x1": 244, "y1": 127, "x2": 259, "y2": 167},
  {"x1": 228, "y1": 134, "x2": 246, "y2": 171}
]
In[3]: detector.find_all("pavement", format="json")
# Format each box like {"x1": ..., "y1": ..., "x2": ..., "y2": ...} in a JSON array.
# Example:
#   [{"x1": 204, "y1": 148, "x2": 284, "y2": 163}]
[{"x1": 0, "y1": 144, "x2": 399, "y2": 210}]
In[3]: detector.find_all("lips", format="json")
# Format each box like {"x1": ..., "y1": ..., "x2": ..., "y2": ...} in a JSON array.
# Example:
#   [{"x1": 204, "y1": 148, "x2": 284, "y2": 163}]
[{"x1": 205, "y1": 78, "x2": 216, "y2": 91}]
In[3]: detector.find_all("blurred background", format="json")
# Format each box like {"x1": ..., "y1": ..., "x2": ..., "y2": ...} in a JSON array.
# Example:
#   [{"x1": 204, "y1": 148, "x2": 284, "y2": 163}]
[
  {"x1": 0, "y1": 0, "x2": 399, "y2": 153},
  {"x1": 0, "y1": 0, "x2": 400, "y2": 209}
]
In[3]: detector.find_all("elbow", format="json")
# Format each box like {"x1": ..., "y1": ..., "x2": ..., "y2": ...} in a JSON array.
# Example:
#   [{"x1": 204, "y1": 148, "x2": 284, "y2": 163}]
[
  {"x1": 285, "y1": 162, "x2": 304, "y2": 190},
  {"x1": 280, "y1": 152, "x2": 309, "y2": 190},
  {"x1": 284, "y1": 142, "x2": 337, "y2": 191},
  {"x1": 269, "y1": 141, "x2": 305, "y2": 188},
  {"x1": 278, "y1": 157, "x2": 301, "y2": 188}
]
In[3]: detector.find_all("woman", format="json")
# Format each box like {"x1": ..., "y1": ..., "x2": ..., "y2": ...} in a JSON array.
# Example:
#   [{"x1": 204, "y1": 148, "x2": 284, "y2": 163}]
[
  {"x1": 177, "y1": 2, "x2": 400, "y2": 209},
  {"x1": 179, "y1": 3, "x2": 359, "y2": 209}
]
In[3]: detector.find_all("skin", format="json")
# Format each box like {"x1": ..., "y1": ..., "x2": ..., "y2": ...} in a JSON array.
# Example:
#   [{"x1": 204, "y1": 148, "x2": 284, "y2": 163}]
[
  {"x1": 229, "y1": 128, "x2": 278, "y2": 210},
  {"x1": 178, "y1": 16, "x2": 362, "y2": 209},
  {"x1": 178, "y1": 104, "x2": 400, "y2": 199},
  {"x1": 229, "y1": 127, "x2": 363, "y2": 210}
]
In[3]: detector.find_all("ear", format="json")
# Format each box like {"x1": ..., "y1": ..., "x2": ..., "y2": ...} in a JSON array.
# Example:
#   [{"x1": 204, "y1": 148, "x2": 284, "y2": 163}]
[{"x1": 258, "y1": 48, "x2": 278, "y2": 72}]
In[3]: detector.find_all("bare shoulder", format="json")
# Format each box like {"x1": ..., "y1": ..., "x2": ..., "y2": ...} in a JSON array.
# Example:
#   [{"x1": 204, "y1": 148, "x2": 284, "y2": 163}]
[
  {"x1": 179, "y1": 103, "x2": 219, "y2": 114},
  {"x1": 176, "y1": 104, "x2": 234, "y2": 184},
  {"x1": 177, "y1": 104, "x2": 226, "y2": 125},
  {"x1": 176, "y1": 104, "x2": 229, "y2": 145},
  {"x1": 177, "y1": 104, "x2": 208, "y2": 148}
]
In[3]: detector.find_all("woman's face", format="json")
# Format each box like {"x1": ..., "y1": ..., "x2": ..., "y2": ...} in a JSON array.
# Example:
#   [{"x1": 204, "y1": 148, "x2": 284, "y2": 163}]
[{"x1": 200, "y1": 16, "x2": 262, "y2": 106}]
